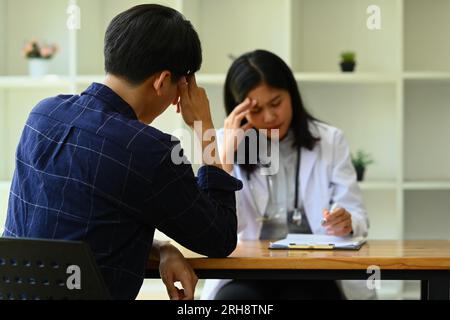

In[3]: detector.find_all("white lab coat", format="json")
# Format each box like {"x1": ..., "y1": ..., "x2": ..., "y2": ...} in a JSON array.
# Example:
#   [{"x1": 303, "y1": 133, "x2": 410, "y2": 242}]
[{"x1": 201, "y1": 121, "x2": 376, "y2": 300}]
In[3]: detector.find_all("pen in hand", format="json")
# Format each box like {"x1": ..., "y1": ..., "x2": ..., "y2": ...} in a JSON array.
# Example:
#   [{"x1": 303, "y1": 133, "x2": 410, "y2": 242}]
[{"x1": 321, "y1": 203, "x2": 340, "y2": 226}]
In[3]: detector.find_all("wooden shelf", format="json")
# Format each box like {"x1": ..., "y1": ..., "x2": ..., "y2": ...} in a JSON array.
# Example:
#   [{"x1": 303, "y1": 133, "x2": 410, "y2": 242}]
[
  {"x1": 403, "y1": 182, "x2": 450, "y2": 190},
  {"x1": 4, "y1": 72, "x2": 449, "y2": 89},
  {"x1": 75, "y1": 75, "x2": 104, "y2": 85},
  {"x1": 403, "y1": 72, "x2": 450, "y2": 81},
  {"x1": 71, "y1": 73, "x2": 398, "y2": 86},
  {"x1": 76, "y1": 74, "x2": 227, "y2": 86},
  {"x1": 295, "y1": 73, "x2": 398, "y2": 84},
  {"x1": 359, "y1": 181, "x2": 397, "y2": 190},
  {"x1": 0, "y1": 76, "x2": 72, "y2": 88}
]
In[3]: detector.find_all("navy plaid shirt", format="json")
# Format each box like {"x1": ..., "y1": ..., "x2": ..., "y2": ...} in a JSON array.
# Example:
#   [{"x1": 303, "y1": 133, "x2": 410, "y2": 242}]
[{"x1": 3, "y1": 83, "x2": 242, "y2": 300}]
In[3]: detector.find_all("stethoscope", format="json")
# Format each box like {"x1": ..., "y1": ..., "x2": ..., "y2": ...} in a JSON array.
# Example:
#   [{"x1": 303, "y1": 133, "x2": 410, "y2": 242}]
[{"x1": 248, "y1": 147, "x2": 303, "y2": 226}]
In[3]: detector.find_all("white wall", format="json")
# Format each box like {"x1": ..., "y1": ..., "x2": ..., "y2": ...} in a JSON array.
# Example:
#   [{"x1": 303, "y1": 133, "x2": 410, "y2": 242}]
[
  {"x1": 405, "y1": 190, "x2": 450, "y2": 240},
  {"x1": 0, "y1": 91, "x2": 6, "y2": 181},
  {"x1": 76, "y1": 0, "x2": 181, "y2": 75},
  {"x1": 193, "y1": 0, "x2": 291, "y2": 73},
  {"x1": 0, "y1": 0, "x2": 8, "y2": 230},
  {"x1": 0, "y1": 181, "x2": 11, "y2": 233},
  {"x1": 3, "y1": 88, "x2": 68, "y2": 179},
  {"x1": 292, "y1": 0, "x2": 400, "y2": 72},
  {"x1": 5, "y1": 0, "x2": 69, "y2": 75},
  {"x1": 0, "y1": 0, "x2": 6, "y2": 180},
  {"x1": 0, "y1": 0, "x2": 7, "y2": 179},
  {"x1": 300, "y1": 83, "x2": 397, "y2": 181},
  {"x1": 76, "y1": 0, "x2": 104, "y2": 75},
  {"x1": 77, "y1": 0, "x2": 291, "y2": 75},
  {"x1": 404, "y1": 0, "x2": 450, "y2": 71},
  {"x1": 363, "y1": 190, "x2": 399, "y2": 239},
  {"x1": 0, "y1": 0, "x2": 6, "y2": 75},
  {"x1": 405, "y1": 82, "x2": 450, "y2": 181}
]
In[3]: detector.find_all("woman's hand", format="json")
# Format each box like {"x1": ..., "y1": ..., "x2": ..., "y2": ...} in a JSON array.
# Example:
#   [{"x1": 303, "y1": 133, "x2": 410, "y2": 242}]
[
  {"x1": 158, "y1": 243, "x2": 198, "y2": 300},
  {"x1": 322, "y1": 207, "x2": 353, "y2": 236},
  {"x1": 221, "y1": 98, "x2": 256, "y2": 173}
]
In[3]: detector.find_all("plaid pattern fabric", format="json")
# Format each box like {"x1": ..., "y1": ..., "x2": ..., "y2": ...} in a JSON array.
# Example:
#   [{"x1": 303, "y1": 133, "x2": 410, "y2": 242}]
[{"x1": 3, "y1": 83, "x2": 242, "y2": 299}]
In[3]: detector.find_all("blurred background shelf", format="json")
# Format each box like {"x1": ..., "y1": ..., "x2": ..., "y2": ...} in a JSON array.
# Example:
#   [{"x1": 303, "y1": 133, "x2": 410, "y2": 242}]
[
  {"x1": 403, "y1": 72, "x2": 450, "y2": 81},
  {"x1": 403, "y1": 182, "x2": 450, "y2": 190},
  {"x1": 0, "y1": 75, "x2": 72, "y2": 88},
  {"x1": 294, "y1": 73, "x2": 398, "y2": 84},
  {"x1": 359, "y1": 181, "x2": 397, "y2": 190}
]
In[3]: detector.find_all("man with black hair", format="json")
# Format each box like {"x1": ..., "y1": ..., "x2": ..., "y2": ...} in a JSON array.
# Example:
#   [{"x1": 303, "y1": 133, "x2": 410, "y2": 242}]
[{"x1": 3, "y1": 4, "x2": 242, "y2": 300}]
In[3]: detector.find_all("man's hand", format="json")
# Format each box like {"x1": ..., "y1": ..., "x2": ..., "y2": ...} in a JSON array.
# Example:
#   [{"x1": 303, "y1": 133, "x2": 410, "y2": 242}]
[
  {"x1": 157, "y1": 242, "x2": 198, "y2": 300},
  {"x1": 177, "y1": 75, "x2": 213, "y2": 129},
  {"x1": 177, "y1": 75, "x2": 223, "y2": 169}
]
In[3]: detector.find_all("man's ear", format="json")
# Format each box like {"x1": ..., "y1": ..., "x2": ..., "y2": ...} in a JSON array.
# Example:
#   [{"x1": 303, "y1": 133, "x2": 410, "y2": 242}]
[{"x1": 153, "y1": 71, "x2": 172, "y2": 96}]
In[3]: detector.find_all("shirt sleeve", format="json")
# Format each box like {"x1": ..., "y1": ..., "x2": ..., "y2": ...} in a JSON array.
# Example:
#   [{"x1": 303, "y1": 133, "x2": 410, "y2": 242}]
[
  {"x1": 143, "y1": 150, "x2": 243, "y2": 258},
  {"x1": 330, "y1": 130, "x2": 370, "y2": 237}
]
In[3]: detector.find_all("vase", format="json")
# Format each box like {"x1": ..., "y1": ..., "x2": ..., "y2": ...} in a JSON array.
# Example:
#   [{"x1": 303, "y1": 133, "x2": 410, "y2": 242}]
[
  {"x1": 28, "y1": 58, "x2": 50, "y2": 77},
  {"x1": 355, "y1": 167, "x2": 365, "y2": 182},
  {"x1": 340, "y1": 61, "x2": 356, "y2": 72}
]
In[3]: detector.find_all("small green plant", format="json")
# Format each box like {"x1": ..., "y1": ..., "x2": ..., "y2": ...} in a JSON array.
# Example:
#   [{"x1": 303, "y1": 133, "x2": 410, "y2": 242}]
[
  {"x1": 351, "y1": 150, "x2": 374, "y2": 170},
  {"x1": 341, "y1": 51, "x2": 356, "y2": 63},
  {"x1": 351, "y1": 150, "x2": 374, "y2": 181}
]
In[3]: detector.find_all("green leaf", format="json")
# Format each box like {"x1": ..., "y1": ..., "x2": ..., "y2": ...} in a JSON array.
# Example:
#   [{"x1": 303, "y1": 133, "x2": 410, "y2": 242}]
[
  {"x1": 341, "y1": 51, "x2": 356, "y2": 63},
  {"x1": 351, "y1": 149, "x2": 374, "y2": 169}
]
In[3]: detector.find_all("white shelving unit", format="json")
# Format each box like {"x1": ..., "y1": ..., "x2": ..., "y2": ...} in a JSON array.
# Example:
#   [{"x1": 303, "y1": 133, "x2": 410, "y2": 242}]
[
  {"x1": 403, "y1": 72, "x2": 450, "y2": 81},
  {"x1": 1, "y1": 0, "x2": 449, "y2": 299},
  {"x1": 294, "y1": 73, "x2": 398, "y2": 84},
  {"x1": 0, "y1": 75, "x2": 72, "y2": 88}
]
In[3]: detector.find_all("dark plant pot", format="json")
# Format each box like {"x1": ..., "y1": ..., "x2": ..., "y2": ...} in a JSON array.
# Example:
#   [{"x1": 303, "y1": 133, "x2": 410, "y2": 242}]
[
  {"x1": 355, "y1": 167, "x2": 365, "y2": 182},
  {"x1": 340, "y1": 61, "x2": 356, "y2": 72}
]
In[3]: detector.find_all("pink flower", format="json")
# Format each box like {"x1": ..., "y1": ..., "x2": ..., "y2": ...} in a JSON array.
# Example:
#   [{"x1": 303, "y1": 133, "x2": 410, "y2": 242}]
[
  {"x1": 40, "y1": 47, "x2": 53, "y2": 58},
  {"x1": 22, "y1": 40, "x2": 58, "y2": 59},
  {"x1": 23, "y1": 43, "x2": 33, "y2": 53}
]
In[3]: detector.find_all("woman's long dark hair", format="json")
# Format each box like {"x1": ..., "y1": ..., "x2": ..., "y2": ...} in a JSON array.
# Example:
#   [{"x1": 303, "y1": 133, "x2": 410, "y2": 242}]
[{"x1": 224, "y1": 49, "x2": 320, "y2": 175}]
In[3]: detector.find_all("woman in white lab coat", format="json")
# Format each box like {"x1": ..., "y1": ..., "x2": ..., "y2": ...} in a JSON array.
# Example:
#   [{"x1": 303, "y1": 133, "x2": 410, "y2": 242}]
[{"x1": 201, "y1": 50, "x2": 375, "y2": 300}]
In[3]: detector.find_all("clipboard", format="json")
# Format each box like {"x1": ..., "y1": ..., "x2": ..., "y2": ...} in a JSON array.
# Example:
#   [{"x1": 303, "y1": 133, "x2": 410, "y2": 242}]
[
  {"x1": 286, "y1": 244, "x2": 335, "y2": 250},
  {"x1": 269, "y1": 234, "x2": 366, "y2": 250}
]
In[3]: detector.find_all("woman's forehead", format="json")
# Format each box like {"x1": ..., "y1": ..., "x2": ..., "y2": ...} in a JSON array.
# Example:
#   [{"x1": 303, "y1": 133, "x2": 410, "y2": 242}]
[{"x1": 247, "y1": 84, "x2": 286, "y2": 102}]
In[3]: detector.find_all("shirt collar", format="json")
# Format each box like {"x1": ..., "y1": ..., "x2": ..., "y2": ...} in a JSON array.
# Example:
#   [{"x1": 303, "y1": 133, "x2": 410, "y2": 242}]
[{"x1": 81, "y1": 82, "x2": 138, "y2": 120}]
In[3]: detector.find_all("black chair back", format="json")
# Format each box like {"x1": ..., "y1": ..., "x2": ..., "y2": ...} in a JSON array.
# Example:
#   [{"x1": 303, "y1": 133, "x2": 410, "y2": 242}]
[{"x1": 0, "y1": 237, "x2": 110, "y2": 300}]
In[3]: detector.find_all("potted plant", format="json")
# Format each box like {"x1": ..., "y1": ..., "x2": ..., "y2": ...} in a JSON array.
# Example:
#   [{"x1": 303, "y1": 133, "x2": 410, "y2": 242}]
[
  {"x1": 351, "y1": 150, "x2": 374, "y2": 182},
  {"x1": 340, "y1": 51, "x2": 356, "y2": 72},
  {"x1": 22, "y1": 40, "x2": 58, "y2": 77}
]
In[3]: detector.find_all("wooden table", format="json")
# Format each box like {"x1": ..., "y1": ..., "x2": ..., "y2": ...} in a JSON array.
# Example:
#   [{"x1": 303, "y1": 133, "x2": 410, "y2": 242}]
[{"x1": 146, "y1": 240, "x2": 450, "y2": 300}]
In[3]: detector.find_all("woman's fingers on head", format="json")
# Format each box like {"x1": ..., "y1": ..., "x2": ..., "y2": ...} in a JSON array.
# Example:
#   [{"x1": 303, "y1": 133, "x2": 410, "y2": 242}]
[
  {"x1": 234, "y1": 109, "x2": 250, "y2": 123},
  {"x1": 232, "y1": 98, "x2": 250, "y2": 114},
  {"x1": 226, "y1": 105, "x2": 251, "y2": 129},
  {"x1": 241, "y1": 122, "x2": 254, "y2": 131},
  {"x1": 232, "y1": 98, "x2": 256, "y2": 115}
]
